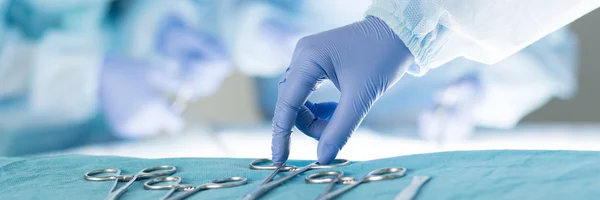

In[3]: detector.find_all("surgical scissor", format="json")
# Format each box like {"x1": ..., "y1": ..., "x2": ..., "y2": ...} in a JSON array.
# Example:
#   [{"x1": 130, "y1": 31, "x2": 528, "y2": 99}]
[
  {"x1": 305, "y1": 167, "x2": 407, "y2": 200},
  {"x1": 84, "y1": 165, "x2": 177, "y2": 200},
  {"x1": 240, "y1": 158, "x2": 351, "y2": 200},
  {"x1": 144, "y1": 176, "x2": 248, "y2": 200}
]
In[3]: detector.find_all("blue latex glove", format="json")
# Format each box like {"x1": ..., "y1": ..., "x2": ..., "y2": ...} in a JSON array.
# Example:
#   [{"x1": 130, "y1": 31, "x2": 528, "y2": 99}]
[{"x1": 271, "y1": 16, "x2": 414, "y2": 165}]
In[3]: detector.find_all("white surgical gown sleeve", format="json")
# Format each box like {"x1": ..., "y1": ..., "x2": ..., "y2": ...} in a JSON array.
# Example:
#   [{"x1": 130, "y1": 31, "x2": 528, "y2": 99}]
[{"x1": 365, "y1": 0, "x2": 600, "y2": 76}]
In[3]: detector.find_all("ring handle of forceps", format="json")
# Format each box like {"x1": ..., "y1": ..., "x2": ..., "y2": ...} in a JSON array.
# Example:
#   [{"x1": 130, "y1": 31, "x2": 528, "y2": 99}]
[
  {"x1": 137, "y1": 165, "x2": 178, "y2": 178},
  {"x1": 203, "y1": 177, "x2": 249, "y2": 189},
  {"x1": 84, "y1": 165, "x2": 177, "y2": 181},
  {"x1": 145, "y1": 176, "x2": 249, "y2": 190},
  {"x1": 363, "y1": 167, "x2": 407, "y2": 182},
  {"x1": 249, "y1": 158, "x2": 351, "y2": 171},
  {"x1": 85, "y1": 168, "x2": 123, "y2": 181},
  {"x1": 249, "y1": 159, "x2": 295, "y2": 171},
  {"x1": 144, "y1": 176, "x2": 194, "y2": 190},
  {"x1": 305, "y1": 167, "x2": 407, "y2": 184},
  {"x1": 305, "y1": 171, "x2": 355, "y2": 184}
]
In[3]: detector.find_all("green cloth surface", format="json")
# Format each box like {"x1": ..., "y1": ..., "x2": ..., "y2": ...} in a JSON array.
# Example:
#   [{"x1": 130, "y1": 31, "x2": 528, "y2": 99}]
[{"x1": 0, "y1": 150, "x2": 599, "y2": 199}]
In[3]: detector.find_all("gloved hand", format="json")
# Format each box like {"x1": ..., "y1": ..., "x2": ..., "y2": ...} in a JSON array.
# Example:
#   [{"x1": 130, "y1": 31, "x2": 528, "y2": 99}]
[{"x1": 271, "y1": 16, "x2": 414, "y2": 165}]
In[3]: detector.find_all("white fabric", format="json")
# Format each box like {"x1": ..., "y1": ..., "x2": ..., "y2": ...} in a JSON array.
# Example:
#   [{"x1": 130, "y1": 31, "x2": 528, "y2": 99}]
[{"x1": 366, "y1": 0, "x2": 600, "y2": 76}]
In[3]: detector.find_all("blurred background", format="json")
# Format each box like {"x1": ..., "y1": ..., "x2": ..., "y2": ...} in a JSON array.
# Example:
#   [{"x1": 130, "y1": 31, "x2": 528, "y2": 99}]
[
  {"x1": 192, "y1": 9, "x2": 600, "y2": 124},
  {"x1": 0, "y1": 0, "x2": 599, "y2": 160}
]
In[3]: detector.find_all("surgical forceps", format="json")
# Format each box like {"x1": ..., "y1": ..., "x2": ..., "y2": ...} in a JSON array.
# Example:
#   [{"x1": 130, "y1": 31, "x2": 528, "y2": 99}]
[
  {"x1": 84, "y1": 165, "x2": 177, "y2": 200},
  {"x1": 394, "y1": 176, "x2": 431, "y2": 200},
  {"x1": 240, "y1": 158, "x2": 350, "y2": 200},
  {"x1": 144, "y1": 176, "x2": 248, "y2": 200},
  {"x1": 305, "y1": 167, "x2": 406, "y2": 200}
]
